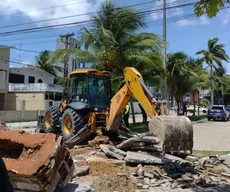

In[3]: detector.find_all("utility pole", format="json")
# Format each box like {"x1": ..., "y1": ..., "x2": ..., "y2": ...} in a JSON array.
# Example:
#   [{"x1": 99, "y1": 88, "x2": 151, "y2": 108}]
[
  {"x1": 60, "y1": 32, "x2": 75, "y2": 99},
  {"x1": 163, "y1": 0, "x2": 169, "y2": 112}
]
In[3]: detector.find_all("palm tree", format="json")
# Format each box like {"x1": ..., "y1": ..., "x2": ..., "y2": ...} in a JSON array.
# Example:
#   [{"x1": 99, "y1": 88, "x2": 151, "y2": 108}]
[
  {"x1": 188, "y1": 58, "x2": 209, "y2": 116},
  {"x1": 35, "y1": 50, "x2": 61, "y2": 76},
  {"x1": 196, "y1": 37, "x2": 229, "y2": 106},
  {"x1": 166, "y1": 52, "x2": 189, "y2": 113},
  {"x1": 213, "y1": 66, "x2": 228, "y2": 104},
  {"x1": 50, "y1": 0, "x2": 163, "y2": 75}
]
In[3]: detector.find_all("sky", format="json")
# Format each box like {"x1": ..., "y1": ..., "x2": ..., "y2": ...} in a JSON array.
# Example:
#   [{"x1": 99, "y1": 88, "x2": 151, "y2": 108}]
[{"x1": 0, "y1": 0, "x2": 230, "y2": 72}]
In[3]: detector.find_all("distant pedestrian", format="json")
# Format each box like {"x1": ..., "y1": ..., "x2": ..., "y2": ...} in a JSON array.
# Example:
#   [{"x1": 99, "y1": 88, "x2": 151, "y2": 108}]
[
  {"x1": 183, "y1": 102, "x2": 187, "y2": 116},
  {"x1": 123, "y1": 104, "x2": 130, "y2": 127},
  {"x1": 138, "y1": 103, "x2": 147, "y2": 123}
]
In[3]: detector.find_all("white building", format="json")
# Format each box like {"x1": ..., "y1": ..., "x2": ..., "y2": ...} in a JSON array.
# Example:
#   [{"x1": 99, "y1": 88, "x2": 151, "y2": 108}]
[
  {"x1": 0, "y1": 46, "x2": 12, "y2": 110},
  {"x1": 56, "y1": 36, "x2": 81, "y2": 77},
  {"x1": 9, "y1": 65, "x2": 55, "y2": 84}
]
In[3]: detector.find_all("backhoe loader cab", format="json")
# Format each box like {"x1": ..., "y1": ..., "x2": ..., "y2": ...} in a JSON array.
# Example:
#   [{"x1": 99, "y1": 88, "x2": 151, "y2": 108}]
[
  {"x1": 38, "y1": 69, "x2": 112, "y2": 141},
  {"x1": 67, "y1": 70, "x2": 112, "y2": 111}
]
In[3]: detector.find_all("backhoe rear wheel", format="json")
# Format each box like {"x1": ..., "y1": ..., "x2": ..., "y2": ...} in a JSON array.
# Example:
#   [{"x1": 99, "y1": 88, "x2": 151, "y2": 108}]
[
  {"x1": 61, "y1": 108, "x2": 84, "y2": 141},
  {"x1": 42, "y1": 106, "x2": 61, "y2": 133}
]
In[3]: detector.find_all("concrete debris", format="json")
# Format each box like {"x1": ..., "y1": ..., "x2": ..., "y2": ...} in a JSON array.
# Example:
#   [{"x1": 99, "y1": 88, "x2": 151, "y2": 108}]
[
  {"x1": 125, "y1": 151, "x2": 172, "y2": 165},
  {"x1": 90, "y1": 153, "x2": 230, "y2": 191},
  {"x1": 88, "y1": 135, "x2": 110, "y2": 147},
  {"x1": 185, "y1": 155, "x2": 198, "y2": 163},
  {"x1": 99, "y1": 144, "x2": 127, "y2": 160},
  {"x1": 1, "y1": 130, "x2": 74, "y2": 192},
  {"x1": 73, "y1": 166, "x2": 90, "y2": 177},
  {"x1": 116, "y1": 135, "x2": 160, "y2": 151}
]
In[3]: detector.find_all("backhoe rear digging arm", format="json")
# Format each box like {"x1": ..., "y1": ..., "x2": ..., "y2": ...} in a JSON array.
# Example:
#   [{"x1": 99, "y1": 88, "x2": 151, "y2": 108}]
[{"x1": 106, "y1": 67, "x2": 158, "y2": 132}]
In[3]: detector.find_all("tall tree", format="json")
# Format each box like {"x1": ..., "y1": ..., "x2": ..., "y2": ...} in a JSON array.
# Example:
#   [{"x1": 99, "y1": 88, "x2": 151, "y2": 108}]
[
  {"x1": 195, "y1": 0, "x2": 230, "y2": 18},
  {"x1": 35, "y1": 50, "x2": 61, "y2": 76},
  {"x1": 50, "y1": 0, "x2": 163, "y2": 79},
  {"x1": 188, "y1": 58, "x2": 209, "y2": 115},
  {"x1": 196, "y1": 37, "x2": 229, "y2": 106},
  {"x1": 166, "y1": 52, "x2": 194, "y2": 114}
]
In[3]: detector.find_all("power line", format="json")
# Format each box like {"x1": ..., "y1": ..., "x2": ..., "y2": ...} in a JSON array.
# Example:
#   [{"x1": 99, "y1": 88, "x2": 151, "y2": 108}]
[
  {"x1": 0, "y1": 0, "x2": 92, "y2": 18},
  {"x1": 0, "y1": 1, "x2": 161, "y2": 30},
  {"x1": 0, "y1": 2, "x2": 197, "y2": 37}
]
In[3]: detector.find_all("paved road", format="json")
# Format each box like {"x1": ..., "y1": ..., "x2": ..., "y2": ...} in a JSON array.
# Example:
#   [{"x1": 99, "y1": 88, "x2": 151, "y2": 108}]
[
  {"x1": 6, "y1": 115, "x2": 230, "y2": 151},
  {"x1": 193, "y1": 120, "x2": 230, "y2": 151}
]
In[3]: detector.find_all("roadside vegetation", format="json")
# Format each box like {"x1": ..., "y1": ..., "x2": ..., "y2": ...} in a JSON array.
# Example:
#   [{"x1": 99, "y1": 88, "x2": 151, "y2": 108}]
[{"x1": 35, "y1": 0, "x2": 230, "y2": 117}]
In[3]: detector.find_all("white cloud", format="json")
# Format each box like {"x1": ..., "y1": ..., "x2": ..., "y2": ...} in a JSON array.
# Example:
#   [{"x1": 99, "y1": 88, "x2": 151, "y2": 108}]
[
  {"x1": 151, "y1": 0, "x2": 184, "y2": 21},
  {"x1": 222, "y1": 9, "x2": 230, "y2": 25},
  {"x1": 20, "y1": 59, "x2": 33, "y2": 65},
  {"x1": 1, "y1": 0, "x2": 105, "y2": 26},
  {"x1": 200, "y1": 15, "x2": 210, "y2": 25},
  {"x1": 177, "y1": 19, "x2": 197, "y2": 26}
]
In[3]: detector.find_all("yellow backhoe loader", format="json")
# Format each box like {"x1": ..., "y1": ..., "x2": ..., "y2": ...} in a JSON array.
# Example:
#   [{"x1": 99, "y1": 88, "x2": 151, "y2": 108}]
[{"x1": 37, "y1": 67, "x2": 193, "y2": 155}]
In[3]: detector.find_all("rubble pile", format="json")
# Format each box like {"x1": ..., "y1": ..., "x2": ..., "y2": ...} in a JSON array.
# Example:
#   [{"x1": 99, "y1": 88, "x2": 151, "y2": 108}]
[
  {"x1": 94, "y1": 154, "x2": 230, "y2": 191},
  {"x1": 0, "y1": 130, "x2": 75, "y2": 192},
  {"x1": 89, "y1": 138, "x2": 230, "y2": 191}
]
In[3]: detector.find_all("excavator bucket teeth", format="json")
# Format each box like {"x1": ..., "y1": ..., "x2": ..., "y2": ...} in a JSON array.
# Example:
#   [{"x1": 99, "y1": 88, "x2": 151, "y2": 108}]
[{"x1": 148, "y1": 116, "x2": 193, "y2": 156}]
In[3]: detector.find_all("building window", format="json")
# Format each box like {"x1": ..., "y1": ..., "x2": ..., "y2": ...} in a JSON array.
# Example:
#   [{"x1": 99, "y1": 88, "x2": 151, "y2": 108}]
[
  {"x1": 9, "y1": 73, "x2": 24, "y2": 83},
  {"x1": 38, "y1": 79, "x2": 43, "y2": 83},
  {"x1": 28, "y1": 76, "x2": 35, "y2": 83}
]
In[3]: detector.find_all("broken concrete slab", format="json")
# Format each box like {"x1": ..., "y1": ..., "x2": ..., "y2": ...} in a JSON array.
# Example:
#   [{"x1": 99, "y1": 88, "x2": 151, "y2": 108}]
[
  {"x1": 1, "y1": 130, "x2": 74, "y2": 192},
  {"x1": 185, "y1": 155, "x2": 198, "y2": 163},
  {"x1": 124, "y1": 151, "x2": 172, "y2": 165},
  {"x1": 116, "y1": 136, "x2": 160, "y2": 150},
  {"x1": 131, "y1": 145, "x2": 162, "y2": 152},
  {"x1": 86, "y1": 155, "x2": 125, "y2": 165},
  {"x1": 73, "y1": 166, "x2": 90, "y2": 177},
  {"x1": 220, "y1": 154, "x2": 230, "y2": 166},
  {"x1": 99, "y1": 144, "x2": 127, "y2": 160}
]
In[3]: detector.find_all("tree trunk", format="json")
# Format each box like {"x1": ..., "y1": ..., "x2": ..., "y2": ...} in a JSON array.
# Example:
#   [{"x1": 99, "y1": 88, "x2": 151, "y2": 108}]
[
  {"x1": 193, "y1": 93, "x2": 195, "y2": 116},
  {"x1": 197, "y1": 91, "x2": 200, "y2": 116},
  {"x1": 130, "y1": 97, "x2": 136, "y2": 124},
  {"x1": 177, "y1": 101, "x2": 180, "y2": 115},
  {"x1": 221, "y1": 83, "x2": 224, "y2": 105},
  {"x1": 210, "y1": 66, "x2": 214, "y2": 106}
]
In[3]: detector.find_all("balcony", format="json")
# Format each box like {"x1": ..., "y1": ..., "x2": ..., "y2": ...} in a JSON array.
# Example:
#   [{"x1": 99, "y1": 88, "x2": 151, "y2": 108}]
[{"x1": 9, "y1": 83, "x2": 63, "y2": 93}]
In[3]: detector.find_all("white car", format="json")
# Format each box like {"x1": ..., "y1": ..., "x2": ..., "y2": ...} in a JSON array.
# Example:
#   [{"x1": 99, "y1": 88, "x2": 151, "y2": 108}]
[{"x1": 187, "y1": 105, "x2": 207, "y2": 113}]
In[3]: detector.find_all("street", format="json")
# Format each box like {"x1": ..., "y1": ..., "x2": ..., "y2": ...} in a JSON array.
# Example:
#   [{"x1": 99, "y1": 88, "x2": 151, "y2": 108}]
[
  {"x1": 6, "y1": 117, "x2": 230, "y2": 151},
  {"x1": 193, "y1": 120, "x2": 230, "y2": 151}
]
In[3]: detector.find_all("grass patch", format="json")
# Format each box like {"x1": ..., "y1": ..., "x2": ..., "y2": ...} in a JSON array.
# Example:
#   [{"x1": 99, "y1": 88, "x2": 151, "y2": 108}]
[
  {"x1": 187, "y1": 114, "x2": 207, "y2": 122},
  {"x1": 193, "y1": 150, "x2": 230, "y2": 158}
]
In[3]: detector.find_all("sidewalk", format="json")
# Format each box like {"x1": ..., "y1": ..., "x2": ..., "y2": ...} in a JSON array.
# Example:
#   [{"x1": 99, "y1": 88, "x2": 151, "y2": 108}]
[{"x1": 6, "y1": 111, "x2": 178, "y2": 129}]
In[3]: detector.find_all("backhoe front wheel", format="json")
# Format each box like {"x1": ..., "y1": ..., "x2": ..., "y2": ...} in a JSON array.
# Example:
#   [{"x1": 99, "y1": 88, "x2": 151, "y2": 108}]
[
  {"x1": 42, "y1": 106, "x2": 61, "y2": 133},
  {"x1": 61, "y1": 108, "x2": 84, "y2": 140}
]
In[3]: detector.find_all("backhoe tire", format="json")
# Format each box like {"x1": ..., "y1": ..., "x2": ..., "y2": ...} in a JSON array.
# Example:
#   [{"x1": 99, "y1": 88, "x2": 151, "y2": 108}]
[
  {"x1": 61, "y1": 108, "x2": 84, "y2": 141},
  {"x1": 42, "y1": 106, "x2": 61, "y2": 133}
]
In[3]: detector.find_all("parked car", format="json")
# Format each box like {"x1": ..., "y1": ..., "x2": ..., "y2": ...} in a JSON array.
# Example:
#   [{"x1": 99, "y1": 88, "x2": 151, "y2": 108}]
[
  {"x1": 208, "y1": 105, "x2": 230, "y2": 121},
  {"x1": 187, "y1": 105, "x2": 207, "y2": 113}
]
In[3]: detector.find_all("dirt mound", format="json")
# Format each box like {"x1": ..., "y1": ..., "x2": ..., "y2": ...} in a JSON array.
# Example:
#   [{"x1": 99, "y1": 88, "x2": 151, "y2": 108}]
[
  {"x1": 0, "y1": 121, "x2": 9, "y2": 131},
  {"x1": 76, "y1": 161, "x2": 134, "y2": 176},
  {"x1": 92, "y1": 173, "x2": 135, "y2": 192}
]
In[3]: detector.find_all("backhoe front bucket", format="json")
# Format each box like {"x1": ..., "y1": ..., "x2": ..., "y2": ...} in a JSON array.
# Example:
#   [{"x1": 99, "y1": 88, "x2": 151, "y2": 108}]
[{"x1": 148, "y1": 116, "x2": 193, "y2": 156}]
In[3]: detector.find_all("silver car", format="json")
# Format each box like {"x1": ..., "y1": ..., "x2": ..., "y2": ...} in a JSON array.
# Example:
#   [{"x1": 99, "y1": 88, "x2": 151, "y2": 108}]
[{"x1": 208, "y1": 105, "x2": 230, "y2": 121}]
